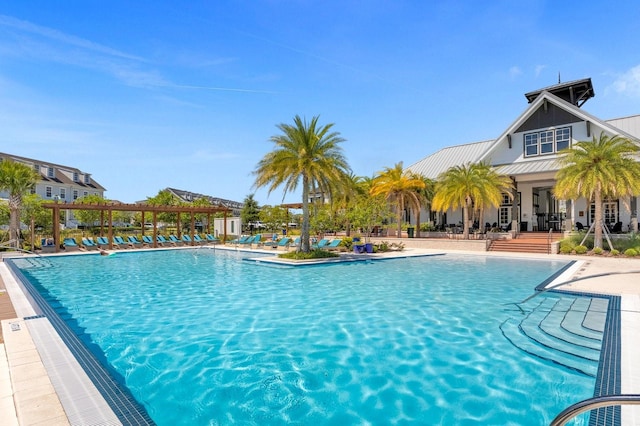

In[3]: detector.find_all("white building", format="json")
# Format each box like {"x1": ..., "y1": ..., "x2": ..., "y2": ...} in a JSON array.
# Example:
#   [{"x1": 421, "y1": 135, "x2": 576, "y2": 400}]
[
  {"x1": 0, "y1": 152, "x2": 106, "y2": 227},
  {"x1": 407, "y1": 78, "x2": 640, "y2": 233}
]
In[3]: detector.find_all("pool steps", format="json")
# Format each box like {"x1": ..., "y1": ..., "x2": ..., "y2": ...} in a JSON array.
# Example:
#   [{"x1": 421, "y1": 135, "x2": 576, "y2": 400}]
[{"x1": 501, "y1": 296, "x2": 606, "y2": 377}]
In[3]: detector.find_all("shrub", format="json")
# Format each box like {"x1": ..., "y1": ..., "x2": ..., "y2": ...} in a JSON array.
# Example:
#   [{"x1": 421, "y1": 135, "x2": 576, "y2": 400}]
[
  {"x1": 610, "y1": 249, "x2": 620, "y2": 256},
  {"x1": 624, "y1": 248, "x2": 638, "y2": 257},
  {"x1": 592, "y1": 247, "x2": 603, "y2": 255},
  {"x1": 278, "y1": 249, "x2": 339, "y2": 260},
  {"x1": 574, "y1": 245, "x2": 588, "y2": 254},
  {"x1": 559, "y1": 245, "x2": 573, "y2": 254}
]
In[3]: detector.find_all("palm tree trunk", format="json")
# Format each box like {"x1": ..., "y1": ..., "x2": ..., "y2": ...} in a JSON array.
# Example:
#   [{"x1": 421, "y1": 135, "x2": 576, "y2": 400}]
[
  {"x1": 395, "y1": 195, "x2": 404, "y2": 237},
  {"x1": 594, "y1": 190, "x2": 603, "y2": 249},
  {"x1": 9, "y1": 194, "x2": 21, "y2": 248},
  {"x1": 301, "y1": 176, "x2": 311, "y2": 252},
  {"x1": 462, "y1": 199, "x2": 470, "y2": 239}
]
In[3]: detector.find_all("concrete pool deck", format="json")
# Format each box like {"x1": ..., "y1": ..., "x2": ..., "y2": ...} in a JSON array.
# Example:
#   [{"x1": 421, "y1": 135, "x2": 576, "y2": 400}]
[{"x1": 0, "y1": 245, "x2": 639, "y2": 425}]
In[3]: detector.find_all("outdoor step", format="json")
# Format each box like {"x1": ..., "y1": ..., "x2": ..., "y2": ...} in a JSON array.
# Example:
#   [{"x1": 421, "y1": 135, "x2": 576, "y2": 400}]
[{"x1": 500, "y1": 318, "x2": 598, "y2": 377}]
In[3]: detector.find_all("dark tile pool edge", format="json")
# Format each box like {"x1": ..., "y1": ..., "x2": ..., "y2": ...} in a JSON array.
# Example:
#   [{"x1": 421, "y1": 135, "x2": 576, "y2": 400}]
[
  {"x1": 542, "y1": 285, "x2": 622, "y2": 426},
  {"x1": 5, "y1": 258, "x2": 156, "y2": 426}
]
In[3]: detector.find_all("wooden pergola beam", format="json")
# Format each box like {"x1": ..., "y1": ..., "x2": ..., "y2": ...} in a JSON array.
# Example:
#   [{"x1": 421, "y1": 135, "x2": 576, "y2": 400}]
[{"x1": 41, "y1": 202, "x2": 230, "y2": 253}]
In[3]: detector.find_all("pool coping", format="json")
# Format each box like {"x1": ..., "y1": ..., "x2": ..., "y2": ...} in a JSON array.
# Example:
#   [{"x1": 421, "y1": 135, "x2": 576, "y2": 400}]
[{"x1": 1, "y1": 250, "x2": 638, "y2": 425}]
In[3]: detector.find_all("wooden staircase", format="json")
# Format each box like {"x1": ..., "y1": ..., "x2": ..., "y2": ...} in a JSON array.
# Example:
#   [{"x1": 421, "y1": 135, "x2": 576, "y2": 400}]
[{"x1": 488, "y1": 232, "x2": 562, "y2": 254}]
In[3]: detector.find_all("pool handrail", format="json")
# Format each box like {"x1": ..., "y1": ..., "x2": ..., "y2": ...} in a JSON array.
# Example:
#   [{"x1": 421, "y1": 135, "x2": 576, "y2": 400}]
[{"x1": 549, "y1": 394, "x2": 640, "y2": 426}]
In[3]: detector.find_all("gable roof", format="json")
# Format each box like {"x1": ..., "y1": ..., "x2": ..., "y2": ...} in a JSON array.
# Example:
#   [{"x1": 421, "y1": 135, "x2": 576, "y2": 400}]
[
  {"x1": 477, "y1": 90, "x2": 639, "y2": 165},
  {"x1": 0, "y1": 151, "x2": 106, "y2": 191},
  {"x1": 405, "y1": 140, "x2": 494, "y2": 179}
]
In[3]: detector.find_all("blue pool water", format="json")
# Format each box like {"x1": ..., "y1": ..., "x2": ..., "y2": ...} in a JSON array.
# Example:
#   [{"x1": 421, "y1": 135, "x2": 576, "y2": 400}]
[{"x1": 14, "y1": 250, "x2": 596, "y2": 425}]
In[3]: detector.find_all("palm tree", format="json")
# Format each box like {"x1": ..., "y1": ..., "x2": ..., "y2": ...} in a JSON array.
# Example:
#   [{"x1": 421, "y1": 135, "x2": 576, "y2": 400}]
[
  {"x1": 414, "y1": 174, "x2": 435, "y2": 236},
  {"x1": 370, "y1": 162, "x2": 426, "y2": 238},
  {"x1": 253, "y1": 115, "x2": 351, "y2": 252},
  {"x1": 0, "y1": 159, "x2": 39, "y2": 248},
  {"x1": 554, "y1": 133, "x2": 640, "y2": 249},
  {"x1": 432, "y1": 162, "x2": 513, "y2": 239}
]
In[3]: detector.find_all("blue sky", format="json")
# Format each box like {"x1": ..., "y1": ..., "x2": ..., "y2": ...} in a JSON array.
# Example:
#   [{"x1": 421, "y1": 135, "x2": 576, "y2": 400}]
[{"x1": 1, "y1": 1, "x2": 639, "y2": 205}]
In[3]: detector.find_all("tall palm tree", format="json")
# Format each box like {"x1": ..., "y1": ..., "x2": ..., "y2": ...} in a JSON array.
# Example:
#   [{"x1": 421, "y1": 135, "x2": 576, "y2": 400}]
[
  {"x1": 432, "y1": 162, "x2": 513, "y2": 239},
  {"x1": 253, "y1": 115, "x2": 351, "y2": 252},
  {"x1": 414, "y1": 174, "x2": 435, "y2": 236},
  {"x1": 370, "y1": 162, "x2": 426, "y2": 238},
  {"x1": 0, "y1": 159, "x2": 39, "y2": 248},
  {"x1": 554, "y1": 133, "x2": 640, "y2": 249}
]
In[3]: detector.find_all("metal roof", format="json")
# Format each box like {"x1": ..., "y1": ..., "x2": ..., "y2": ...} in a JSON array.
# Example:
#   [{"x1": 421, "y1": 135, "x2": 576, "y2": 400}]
[
  {"x1": 494, "y1": 158, "x2": 562, "y2": 176},
  {"x1": 405, "y1": 140, "x2": 494, "y2": 179}
]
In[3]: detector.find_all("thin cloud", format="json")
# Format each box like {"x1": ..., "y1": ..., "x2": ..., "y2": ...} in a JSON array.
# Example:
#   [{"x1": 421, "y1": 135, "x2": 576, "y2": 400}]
[
  {"x1": 534, "y1": 64, "x2": 546, "y2": 77},
  {"x1": 0, "y1": 14, "x2": 276, "y2": 94},
  {"x1": 508, "y1": 66, "x2": 523, "y2": 79},
  {"x1": 0, "y1": 14, "x2": 144, "y2": 62},
  {"x1": 608, "y1": 64, "x2": 640, "y2": 97}
]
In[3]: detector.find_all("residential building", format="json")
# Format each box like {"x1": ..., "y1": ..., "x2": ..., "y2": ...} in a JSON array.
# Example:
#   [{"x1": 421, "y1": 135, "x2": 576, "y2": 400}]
[
  {"x1": 0, "y1": 152, "x2": 106, "y2": 227},
  {"x1": 164, "y1": 187, "x2": 243, "y2": 216},
  {"x1": 407, "y1": 78, "x2": 640, "y2": 233}
]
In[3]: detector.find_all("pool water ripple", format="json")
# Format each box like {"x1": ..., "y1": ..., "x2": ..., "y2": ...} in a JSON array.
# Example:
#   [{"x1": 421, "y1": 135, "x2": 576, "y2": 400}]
[{"x1": 15, "y1": 250, "x2": 595, "y2": 425}]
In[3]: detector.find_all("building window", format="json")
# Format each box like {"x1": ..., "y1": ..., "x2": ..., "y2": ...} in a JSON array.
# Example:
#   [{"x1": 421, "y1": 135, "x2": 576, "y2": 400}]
[
  {"x1": 524, "y1": 127, "x2": 571, "y2": 157},
  {"x1": 47, "y1": 167, "x2": 55, "y2": 178},
  {"x1": 34, "y1": 164, "x2": 40, "y2": 173},
  {"x1": 524, "y1": 133, "x2": 538, "y2": 156},
  {"x1": 60, "y1": 188, "x2": 66, "y2": 200},
  {"x1": 73, "y1": 190, "x2": 78, "y2": 200},
  {"x1": 556, "y1": 127, "x2": 571, "y2": 151},
  {"x1": 83, "y1": 191, "x2": 88, "y2": 197},
  {"x1": 46, "y1": 186, "x2": 52, "y2": 197},
  {"x1": 73, "y1": 172, "x2": 79, "y2": 182},
  {"x1": 84, "y1": 174, "x2": 91, "y2": 184}
]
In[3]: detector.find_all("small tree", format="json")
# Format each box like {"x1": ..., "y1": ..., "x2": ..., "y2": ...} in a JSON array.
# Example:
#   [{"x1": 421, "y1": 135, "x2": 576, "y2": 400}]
[
  {"x1": 348, "y1": 193, "x2": 393, "y2": 243},
  {"x1": 259, "y1": 205, "x2": 288, "y2": 231},
  {"x1": 240, "y1": 194, "x2": 261, "y2": 232},
  {"x1": 0, "y1": 159, "x2": 39, "y2": 247}
]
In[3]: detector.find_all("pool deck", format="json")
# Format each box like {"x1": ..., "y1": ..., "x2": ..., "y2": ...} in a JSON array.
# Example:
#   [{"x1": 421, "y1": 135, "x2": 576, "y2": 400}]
[{"x1": 1, "y1": 245, "x2": 639, "y2": 425}]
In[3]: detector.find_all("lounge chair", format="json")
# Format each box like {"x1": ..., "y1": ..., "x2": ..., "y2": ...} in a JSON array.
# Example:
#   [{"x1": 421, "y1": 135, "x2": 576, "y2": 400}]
[
  {"x1": 265, "y1": 237, "x2": 291, "y2": 249},
  {"x1": 63, "y1": 237, "x2": 80, "y2": 252},
  {"x1": 193, "y1": 234, "x2": 208, "y2": 245},
  {"x1": 96, "y1": 236, "x2": 110, "y2": 249},
  {"x1": 81, "y1": 237, "x2": 99, "y2": 251},
  {"x1": 325, "y1": 239, "x2": 344, "y2": 251},
  {"x1": 181, "y1": 235, "x2": 194, "y2": 245},
  {"x1": 248, "y1": 234, "x2": 263, "y2": 247},
  {"x1": 227, "y1": 235, "x2": 250, "y2": 245},
  {"x1": 127, "y1": 236, "x2": 144, "y2": 248},
  {"x1": 142, "y1": 235, "x2": 155, "y2": 246},
  {"x1": 41, "y1": 238, "x2": 56, "y2": 253},
  {"x1": 114, "y1": 236, "x2": 134, "y2": 249},
  {"x1": 205, "y1": 234, "x2": 220, "y2": 244},
  {"x1": 311, "y1": 238, "x2": 330, "y2": 249},
  {"x1": 169, "y1": 235, "x2": 184, "y2": 246},
  {"x1": 287, "y1": 237, "x2": 300, "y2": 251},
  {"x1": 157, "y1": 235, "x2": 173, "y2": 246}
]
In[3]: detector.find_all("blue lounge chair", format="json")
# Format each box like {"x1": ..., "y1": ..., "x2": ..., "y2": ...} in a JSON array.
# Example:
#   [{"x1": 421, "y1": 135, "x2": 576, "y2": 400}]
[
  {"x1": 325, "y1": 239, "x2": 344, "y2": 251},
  {"x1": 311, "y1": 238, "x2": 330, "y2": 249},
  {"x1": 192, "y1": 234, "x2": 208, "y2": 245},
  {"x1": 127, "y1": 236, "x2": 144, "y2": 248},
  {"x1": 266, "y1": 237, "x2": 291, "y2": 249},
  {"x1": 169, "y1": 235, "x2": 184, "y2": 246},
  {"x1": 142, "y1": 235, "x2": 154, "y2": 246},
  {"x1": 228, "y1": 235, "x2": 250, "y2": 245},
  {"x1": 63, "y1": 237, "x2": 80, "y2": 252},
  {"x1": 114, "y1": 236, "x2": 133, "y2": 249},
  {"x1": 247, "y1": 234, "x2": 263, "y2": 247},
  {"x1": 156, "y1": 235, "x2": 173, "y2": 246},
  {"x1": 287, "y1": 237, "x2": 301, "y2": 251},
  {"x1": 205, "y1": 234, "x2": 220, "y2": 244},
  {"x1": 96, "y1": 236, "x2": 110, "y2": 248},
  {"x1": 41, "y1": 238, "x2": 56, "y2": 253},
  {"x1": 81, "y1": 237, "x2": 99, "y2": 250}
]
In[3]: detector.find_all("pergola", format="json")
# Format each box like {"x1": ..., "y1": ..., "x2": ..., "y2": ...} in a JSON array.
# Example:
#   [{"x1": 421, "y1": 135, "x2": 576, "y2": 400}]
[{"x1": 41, "y1": 202, "x2": 230, "y2": 252}]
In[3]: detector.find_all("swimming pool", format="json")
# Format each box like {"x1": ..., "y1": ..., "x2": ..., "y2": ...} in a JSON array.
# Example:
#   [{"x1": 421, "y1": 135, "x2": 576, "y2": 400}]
[{"x1": 11, "y1": 250, "x2": 601, "y2": 425}]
